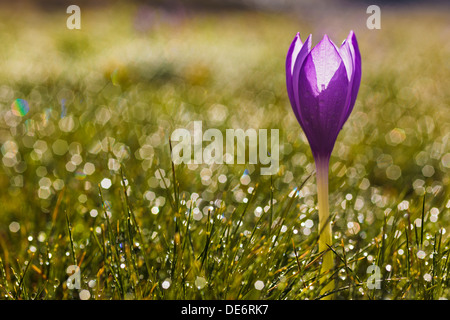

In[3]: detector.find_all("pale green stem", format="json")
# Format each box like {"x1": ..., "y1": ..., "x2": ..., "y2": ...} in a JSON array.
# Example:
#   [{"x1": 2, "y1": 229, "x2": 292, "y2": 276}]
[{"x1": 315, "y1": 157, "x2": 334, "y2": 299}]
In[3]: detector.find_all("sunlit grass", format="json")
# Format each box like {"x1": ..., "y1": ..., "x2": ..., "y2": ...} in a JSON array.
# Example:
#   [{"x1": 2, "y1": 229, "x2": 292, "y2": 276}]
[{"x1": 0, "y1": 3, "x2": 448, "y2": 300}]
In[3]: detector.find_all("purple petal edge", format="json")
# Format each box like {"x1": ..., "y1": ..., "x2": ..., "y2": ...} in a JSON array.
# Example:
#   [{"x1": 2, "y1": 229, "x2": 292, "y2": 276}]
[
  {"x1": 286, "y1": 33, "x2": 311, "y2": 129},
  {"x1": 340, "y1": 30, "x2": 362, "y2": 126},
  {"x1": 286, "y1": 33, "x2": 302, "y2": 119},
  {"x1": 348, "y1": 31, "x2": 362, "y2": 115},
  {"x1": 291, "y1": 34, "x2": 312, "y2": 126}
]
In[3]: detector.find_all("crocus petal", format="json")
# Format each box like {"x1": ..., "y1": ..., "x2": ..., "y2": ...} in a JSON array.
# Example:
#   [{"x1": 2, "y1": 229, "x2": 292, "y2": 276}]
[
  {"x1": 297, "y1": 35, "x2": 349, "y2": 158},
  {"x1": 338, "y1": 38, "x2": 355, "y2": 127},
  {"x1": 292, "y1": 34, "x2": 312, "y2": 120},
  {"x1": 309, "y1": 35, "x2": 343, "y2": 93},
  {"x1": 286, "y1": 33, "x2": 311, "y2": 128},
  {"x1": 347, "y1": 30, "x2": 362, "y2": 116},
  {"x1": 339, "y1": 39, "x2": 353, "y2": 84},
  {"x1": 286, "y1": 33, "x2": 303, "y2": 110},
  {"x1": 333, "y1": 31, "x2": 361, "y2": 128}
]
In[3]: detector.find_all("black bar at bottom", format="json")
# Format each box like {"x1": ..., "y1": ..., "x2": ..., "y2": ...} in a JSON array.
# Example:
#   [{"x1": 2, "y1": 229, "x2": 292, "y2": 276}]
[{"x1": 0, "y1": 299, "x2": 446, "y2": 318}]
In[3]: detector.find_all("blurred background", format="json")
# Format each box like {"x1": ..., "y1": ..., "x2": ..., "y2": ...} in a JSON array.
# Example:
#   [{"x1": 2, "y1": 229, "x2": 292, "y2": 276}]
[{"x1": 0, "y1": 0, "x2": 448, "y2": 299}]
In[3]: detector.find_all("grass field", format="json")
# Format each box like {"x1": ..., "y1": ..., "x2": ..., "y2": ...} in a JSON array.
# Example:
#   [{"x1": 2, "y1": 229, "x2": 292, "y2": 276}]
[{"x1": 0, "y1": 2, "x2": 449, "y2": 300}]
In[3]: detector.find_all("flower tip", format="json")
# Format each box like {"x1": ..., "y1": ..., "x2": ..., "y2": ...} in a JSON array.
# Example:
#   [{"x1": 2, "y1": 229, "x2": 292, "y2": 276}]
[
  {"x1": 294, "y1": 32, "x2": 303, "y2": 46},
  {"x1": 315, "y1": 33, "x2": 337, "y2": 51},
  {"x1": 321, "y1": 34, "x2": 338, "y2": 46},
  {"x1": 304, "y1": 34, "x2": 312, "y2": 49},
  {"x1": 347, "y1": 30, "x2": 357, "y2": 42}
]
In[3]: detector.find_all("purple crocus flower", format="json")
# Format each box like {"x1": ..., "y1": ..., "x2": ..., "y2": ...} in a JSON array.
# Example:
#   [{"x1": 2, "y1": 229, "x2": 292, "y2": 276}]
[
  {"x1": 286, "y1": 31, "x2": 361, "y2": 298},
  {"x1": 286, "y1": 31, "x2": 361, "y2": 162}
]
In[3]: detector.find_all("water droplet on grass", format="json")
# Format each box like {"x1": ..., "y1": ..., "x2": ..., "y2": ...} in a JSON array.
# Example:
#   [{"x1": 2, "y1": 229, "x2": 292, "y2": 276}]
[
  {"x1": 195, "y1": 276, "x2": 207, "y2": 289},
  {"x1": 79, "y1": 289, "x2": 91, "y2": 300},
  {"x1": 162, "y1": 279, "x2": 171, "y2": 289},
  {"x1": 254, "y1": 280, "x2": 264, "y2": 290},
  {"x1": 417, "y1": 250, "x2": 426, "y2": 259},
  {"x1": 101, "y1": 178, "x2": 112, "y2": 189},
  {"x1": 9, "y1": 221, "x2": 20, "y2": 233}
]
